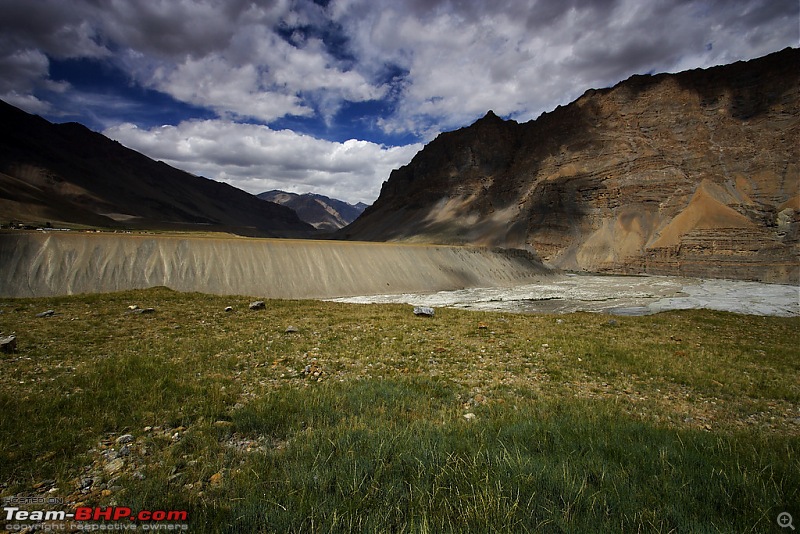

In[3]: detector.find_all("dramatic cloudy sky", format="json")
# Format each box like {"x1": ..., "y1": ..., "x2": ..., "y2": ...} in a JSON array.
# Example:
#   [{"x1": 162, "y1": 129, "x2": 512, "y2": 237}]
[{"x1": 1, "y1": 0, "x2": 797, "y2": 204}]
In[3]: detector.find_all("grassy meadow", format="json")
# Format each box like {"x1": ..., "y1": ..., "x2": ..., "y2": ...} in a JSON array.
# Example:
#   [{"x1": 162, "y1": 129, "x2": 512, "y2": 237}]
[{"x1": 0, "y1": 287, "x2": 798, "y2": 532}]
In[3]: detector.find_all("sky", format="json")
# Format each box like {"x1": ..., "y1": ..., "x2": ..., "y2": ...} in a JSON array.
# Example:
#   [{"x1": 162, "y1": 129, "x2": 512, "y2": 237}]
[{"x1": 0, "y1": 0, "x2": 797, "y2": 205}]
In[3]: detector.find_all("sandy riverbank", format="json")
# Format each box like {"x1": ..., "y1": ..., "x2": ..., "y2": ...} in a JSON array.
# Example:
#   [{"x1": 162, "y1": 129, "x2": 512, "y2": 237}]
[{"x1": 0, "y1": 232, "x2": 549, "y2": 298}]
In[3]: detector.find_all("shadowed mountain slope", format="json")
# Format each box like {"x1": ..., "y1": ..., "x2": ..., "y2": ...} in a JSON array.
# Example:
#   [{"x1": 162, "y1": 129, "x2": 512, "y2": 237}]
[
  {"x1": 343, "y1": 48, "x2": 799, "y2": 283},
  {"x1": 0, "y1": 101, "x2": 314, "y2": 236}
]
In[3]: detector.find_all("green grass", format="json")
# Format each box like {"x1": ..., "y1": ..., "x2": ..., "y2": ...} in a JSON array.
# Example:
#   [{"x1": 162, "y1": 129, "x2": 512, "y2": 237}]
[{"x1": 0, "y1": 287, "x2": 798, "y2": 532}]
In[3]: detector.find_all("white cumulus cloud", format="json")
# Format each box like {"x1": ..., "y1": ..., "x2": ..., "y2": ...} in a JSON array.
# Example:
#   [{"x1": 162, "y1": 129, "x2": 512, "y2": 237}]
[{"x1": 104, "y1": 120, "x2": 422, "y2": 205}]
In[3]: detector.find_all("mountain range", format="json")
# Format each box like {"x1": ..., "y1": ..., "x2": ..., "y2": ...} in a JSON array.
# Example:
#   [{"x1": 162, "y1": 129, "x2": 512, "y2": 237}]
[
  {"x1": 0, "y1": 100, "x2": 314, "y2": 236},
  {"x1": 342, "y1": 48, "x2": 799, "y2": 283},
  {"x1": 0, "y1": 48, "x2": 797, "y2": 284},
  {"x1": 257, "y1": 190, "x2": 367, "y2": 231}
]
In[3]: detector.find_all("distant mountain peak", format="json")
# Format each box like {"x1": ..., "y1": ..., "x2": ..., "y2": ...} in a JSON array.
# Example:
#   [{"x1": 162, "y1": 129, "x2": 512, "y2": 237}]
[{"x1": 257, "y1": 190, "x2": 368, "y2": 231}]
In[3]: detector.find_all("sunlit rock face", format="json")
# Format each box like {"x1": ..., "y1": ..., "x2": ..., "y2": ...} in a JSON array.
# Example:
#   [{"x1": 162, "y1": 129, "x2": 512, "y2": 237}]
[{"x1": 344, "y1": 48, "x2": 799, "y2": 283}]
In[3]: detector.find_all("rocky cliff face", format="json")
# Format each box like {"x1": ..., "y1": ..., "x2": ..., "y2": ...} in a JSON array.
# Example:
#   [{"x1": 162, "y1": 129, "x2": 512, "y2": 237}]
[{"x1": 343, "y1": 48, "x2": 799, "y2": 283}]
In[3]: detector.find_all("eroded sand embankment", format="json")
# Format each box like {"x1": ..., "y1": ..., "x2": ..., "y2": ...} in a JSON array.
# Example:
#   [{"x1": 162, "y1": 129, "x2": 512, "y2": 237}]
[{"x1": 0, "y1": 232, "x2": 549, "y2": 299}]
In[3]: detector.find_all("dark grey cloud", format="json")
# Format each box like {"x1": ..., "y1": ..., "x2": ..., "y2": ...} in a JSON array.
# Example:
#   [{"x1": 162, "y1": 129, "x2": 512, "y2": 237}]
[
  {"x1": 2, "y1": 0, "x2": 796, "y2": 130},
  {"x1": 0, "y1": 0, "x2": 107, "y2": 58},
  {"x1": 98, "y1": 0, "x2": 254, "y2": 58}
]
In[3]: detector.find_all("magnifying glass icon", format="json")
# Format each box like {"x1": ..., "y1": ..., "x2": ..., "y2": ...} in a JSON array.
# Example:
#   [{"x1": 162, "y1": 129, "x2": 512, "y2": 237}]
[{"x1": 779, "y1": 512, "x2": 795, "y2": 530}]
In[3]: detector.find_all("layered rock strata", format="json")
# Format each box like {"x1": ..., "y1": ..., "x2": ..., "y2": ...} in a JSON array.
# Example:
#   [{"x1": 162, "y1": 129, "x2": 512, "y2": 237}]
[{"x1": 343, "y1": 48, "x2": 799, "y2": 283}]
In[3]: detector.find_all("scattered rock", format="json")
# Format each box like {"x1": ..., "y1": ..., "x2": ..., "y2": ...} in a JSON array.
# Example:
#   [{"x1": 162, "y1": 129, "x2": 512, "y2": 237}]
[
  {"x1": 249, "y1": 301, "x2": 266, "y2": 310},
  {"x1": 285, "y1": 325, "x2": 299, "y2": 333},
  {"x1": 104, "y1": 458, "x2": 125, "y2": 475},
  {"x1": 33, "y1": 479, "x2": 55, "y2": 490},
  {"x1": 303, "y1": 361, "x2": 324, "y2": 381},
  {"x1": 0, "y1": 335, "x2": 16, "y2": 353},
  {"x1": 224, "y1": 306, "x2": 233, "y2": 312},
  {"x1": 224, "y1": 435, "x2": 269, "y2": 453},
  {"x1": 128, "y1": 305, "x2": 139, "y2": 310},
  {"x1": 129, "y1": 307, "x2": 155, "y2": 314},
  {"x1": 209, "y1": 472, "x2": 224, "y2": 487},
  {"x1": 413, "y1": 306, "x2": 435, "y2": 317},
  {"x1": 36, "y1": 310, "x2": 55, "y2": 318},
  {"x1": 463, "y1": 413, "x2": 476, "y2": 421},
  {"x1": 115, "y1": 434, "x2": 134, "y2": 445},
  {"x1": 556, "y1": 319, "x2": 564, "y2": 325}
]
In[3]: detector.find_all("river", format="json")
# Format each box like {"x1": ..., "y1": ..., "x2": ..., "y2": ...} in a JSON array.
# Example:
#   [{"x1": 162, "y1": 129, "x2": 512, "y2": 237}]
[{"x1": 329, "y1": 274, "x2": 800, "y2": 317}]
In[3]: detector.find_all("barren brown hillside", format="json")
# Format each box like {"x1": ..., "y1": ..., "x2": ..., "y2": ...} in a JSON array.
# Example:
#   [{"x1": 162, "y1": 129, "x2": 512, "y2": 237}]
[
  {"x1": 343, "y1": 48, "x2": 799, "y2": 283},
  {"x1": 0, "y1": 101, "x2": 315, "y2": 236}
]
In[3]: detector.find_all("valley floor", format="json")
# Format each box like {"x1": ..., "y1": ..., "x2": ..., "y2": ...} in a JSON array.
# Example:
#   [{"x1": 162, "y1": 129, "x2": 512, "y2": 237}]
[{"x1": 0, "y1": 288, "x2": 798, "y2": 532}]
